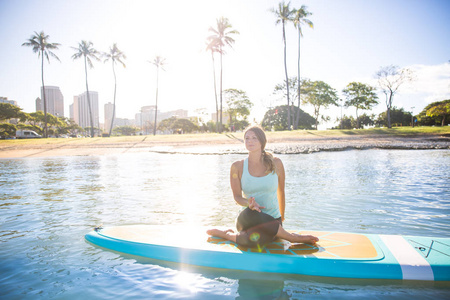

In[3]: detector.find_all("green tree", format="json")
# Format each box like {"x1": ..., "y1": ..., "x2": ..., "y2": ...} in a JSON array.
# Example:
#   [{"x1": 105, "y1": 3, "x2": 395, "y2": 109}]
[
  {"x1": 27, "y1": 111, "x2": 61, "y2": 135},
  {"x1": 158, "y1": 117, "x2": 198, "y2": 133},
  {"x1": 338, "y1": 113, "x2": 375, "y2": 129},
  {"x1": 342, "y1": 82, "x2": 378, "y2": 128},
  {"x1": 375, "y1": 65, "x2": 414, "y2": 128},
  {"x1": 358, "y1": 113, "x2": 376, "y2": 128},
  {"x1": 293, "y1": 5, "x2": 313, "y2": 129},
  {"x1": 262, "y1": 105, "x2": 315, "y2": 131},
  {"x1": 28, "y1": 111, "x2": 46, "y2": 129},
  {"x1": 224, "y1": 88, "x2": 253, "y2": 130},
  {"x1": 103, "y1": 43, "x2": 126, "y2": 136},
  {"x1": 72, "y1": 40, "x2": 100, "y2": 138},
  {"x1": 303, "y1": 80, "x2": 339, "y2": 129},
  {"x1": 113, "y1": 125, "x2": 140, "y2": 136},
  {"x1": 426, "y1": 99, "x2": 450, "y2": 126},
  {"x1": 376, "y1": 107, "x2": 412, "y2": 127},
  {"x1": 274, "y1": 76, "x2": 312, "y2": 128},
  {"x1": 272, "y1": 1, "x2": 295, "y2": 130},
  {"x1": 336, "y1": 115, "x2": 355, "y2": 130},
  {"x1": 57, "y1": 117, "x2": 82, "y2": 136},
  {"x1": 173, "y1": 118, "x2": 199, "y2": 133},
  {"x1": 22, "y1": 31, "x2": 60, "y2": 138},
  {"x1": 0, "y1": 103, "x2": 28, "y2": 121},
  {"x1": 0, "y1": 123, "x2": 17, "y2": 138},
  {"x1": 207, "y1": 17, "x2": 239, "y2": 133},
  {"x1": 150, "y1": 56, "x2": 166, "y2": 135}
]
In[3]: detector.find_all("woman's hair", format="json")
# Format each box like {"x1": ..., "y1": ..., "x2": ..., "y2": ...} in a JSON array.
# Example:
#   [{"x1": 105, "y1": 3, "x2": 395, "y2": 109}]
[{"x1": 244, "y1": 126, "x2": 276, "y2": 174}]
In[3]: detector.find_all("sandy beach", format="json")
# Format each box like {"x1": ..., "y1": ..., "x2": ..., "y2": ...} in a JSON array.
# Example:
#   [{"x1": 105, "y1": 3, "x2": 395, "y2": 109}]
[{"x1": 1, "y1": 130, "x2": 449, "y2": 158}]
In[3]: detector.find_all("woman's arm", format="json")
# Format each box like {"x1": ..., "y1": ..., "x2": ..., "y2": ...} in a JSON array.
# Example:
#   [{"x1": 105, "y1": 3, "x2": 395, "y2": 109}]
[
  {"x1": 230, "y1": 161, "x2": 248, "y2": 207},
  {"x1": 230, "y1": 160, "x2": 265, "y2": 212},
  {"x1": 275, "y1": 157, "x2": 286, "y2": 221}
]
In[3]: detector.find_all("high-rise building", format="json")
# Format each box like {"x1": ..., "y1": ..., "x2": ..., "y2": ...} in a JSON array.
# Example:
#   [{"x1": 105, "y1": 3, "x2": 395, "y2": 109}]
[
  {"x1": 104, "y1": 102, "x2": 114, "y2": 132},
  {"x1": 0, "y1": 97, "x2": 18, "y2": 106},
  {"x1": 37, "y1": 86, "x2": 64, "y2": 117},
  {"x1": 70, "y1": 91, "x2": 99, "y2": 129}
]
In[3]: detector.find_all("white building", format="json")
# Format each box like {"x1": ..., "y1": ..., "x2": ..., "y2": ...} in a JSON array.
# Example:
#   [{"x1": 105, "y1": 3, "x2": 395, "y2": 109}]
[
  {"x1": 70, "y1": 91, "x2": 99, "y2": 129},
  {"x1": 135, "y1": 106, "x2": 188, "y2": 133},
  {"x1": 37, "y1": 86, "x2": 64, "y2": 117},
  {"x1": 104, "y1": 102, "x2": 114, "y2": 132},
  {"x1": 0, "y1": 97, "x2": 18, "y2": 106}
]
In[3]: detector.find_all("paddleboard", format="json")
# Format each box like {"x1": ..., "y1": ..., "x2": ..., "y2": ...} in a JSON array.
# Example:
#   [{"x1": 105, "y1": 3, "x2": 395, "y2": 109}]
[{"x1": 85, "y1": 225, "x2": 450, "y2": 281}]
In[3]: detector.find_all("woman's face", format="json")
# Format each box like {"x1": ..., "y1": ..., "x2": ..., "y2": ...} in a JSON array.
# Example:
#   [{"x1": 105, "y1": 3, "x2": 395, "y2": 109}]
[{"x1": 244, "y1": 130, "x2": 261, "y2": 152}]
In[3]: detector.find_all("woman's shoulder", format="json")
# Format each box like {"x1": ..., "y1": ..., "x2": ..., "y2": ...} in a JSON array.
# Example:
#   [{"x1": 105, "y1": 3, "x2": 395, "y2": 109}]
[
  {"x1": 231, "y1": 159, "x2": 244, "y2": 169},
  {"x1": 273, "y1": 156, "x2": 284, "y2": 172},
  {"x1": 273, "y1": 156, "x2": 283, "y2": 165}
]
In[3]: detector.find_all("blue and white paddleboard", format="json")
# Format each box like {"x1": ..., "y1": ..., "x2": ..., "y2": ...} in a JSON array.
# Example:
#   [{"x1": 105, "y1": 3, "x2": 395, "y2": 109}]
[{"x1": 85, "y1": 225, "x2": 450, "y2": 281}]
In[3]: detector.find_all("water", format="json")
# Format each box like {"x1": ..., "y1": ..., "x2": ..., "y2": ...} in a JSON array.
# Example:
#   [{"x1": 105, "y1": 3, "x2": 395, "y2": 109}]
[{"x1": 1, "y1": 149, "x2": 449, "y2": 299}]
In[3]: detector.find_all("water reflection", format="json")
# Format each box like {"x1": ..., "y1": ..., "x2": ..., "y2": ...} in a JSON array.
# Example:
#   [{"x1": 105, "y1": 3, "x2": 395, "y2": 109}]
[{"x1": 1, "y1": 150, "x2": 449, "y2": 299}]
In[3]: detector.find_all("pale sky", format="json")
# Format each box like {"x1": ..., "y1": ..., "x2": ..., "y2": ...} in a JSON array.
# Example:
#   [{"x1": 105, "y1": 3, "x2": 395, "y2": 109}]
[{"x1": 1, "y1": 0, "x2": 449, "y2": 128}]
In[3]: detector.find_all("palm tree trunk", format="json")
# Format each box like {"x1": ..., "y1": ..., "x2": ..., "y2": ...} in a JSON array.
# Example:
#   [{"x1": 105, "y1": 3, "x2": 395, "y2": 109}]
[
  {"x1": 84, "y1": 56, "x2": 94, "y2": 138},
  {"x1": 387, "y1": 91, "x2": 393, "y2": 128},
  {"x1": 211, "y1": 52, "x2": 219, "y2": 132},
  {"x1": 109, "y1": 61, "x2": 117, "y2": 136},
  {"x1": 282, "y1": 22, "x2": 291, "y2": 130},
  {"x1": 219, "y1": 51, "x2": 223, "y2": 133},
  {"x1": 153, "y1": 66, "x2": 159, "y2": 136},
  {"x1": 296, "y1": 31, "x2": 301, "y2": 130},
  {"x1": 356, "y1": 108, "x2": 360, "y2": 129},
  {"x1": 41, "y1": 52, "x2": 48, "y2": 138}
]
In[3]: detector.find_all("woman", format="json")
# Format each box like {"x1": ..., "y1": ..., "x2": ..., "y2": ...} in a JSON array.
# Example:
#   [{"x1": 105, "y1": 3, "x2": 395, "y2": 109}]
[{"x1": 207, "y1": 126, "x2": 318, "y2": 248}]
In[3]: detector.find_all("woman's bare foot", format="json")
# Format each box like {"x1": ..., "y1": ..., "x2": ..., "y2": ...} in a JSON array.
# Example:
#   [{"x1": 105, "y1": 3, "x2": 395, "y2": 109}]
[
  {"x1": 206, "y1": 228, "x2": 236, "y2": 241},
  {"x1": 291, "y1": 233, "x2": 319, "y2": 245}
]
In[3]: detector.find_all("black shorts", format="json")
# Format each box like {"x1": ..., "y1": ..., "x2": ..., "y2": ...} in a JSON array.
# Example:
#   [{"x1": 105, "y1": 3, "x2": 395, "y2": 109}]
[{"x1": 235, "y1": 207, "x2": 282, "y2": 248}]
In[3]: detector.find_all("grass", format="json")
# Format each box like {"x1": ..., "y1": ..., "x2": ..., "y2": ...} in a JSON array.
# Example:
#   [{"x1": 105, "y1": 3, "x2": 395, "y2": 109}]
[
  {"x1": 1, "y1": 126, "x2": 449, "y2": 148},
  {"x1": 261, "y1": 126, "x2": 450, "y2": 140}
]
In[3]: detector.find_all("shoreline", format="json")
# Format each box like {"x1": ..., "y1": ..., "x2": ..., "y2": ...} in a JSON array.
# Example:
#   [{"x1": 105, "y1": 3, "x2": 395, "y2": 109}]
[{"x1": 1, "y1": 132, "x2": 449, "y2": 158}]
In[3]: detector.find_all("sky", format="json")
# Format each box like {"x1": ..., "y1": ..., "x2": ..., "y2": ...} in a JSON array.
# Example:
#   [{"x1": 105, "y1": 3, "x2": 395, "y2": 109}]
[{"x1": 1, "y1": 0, "x2": 449, "y2": 129}]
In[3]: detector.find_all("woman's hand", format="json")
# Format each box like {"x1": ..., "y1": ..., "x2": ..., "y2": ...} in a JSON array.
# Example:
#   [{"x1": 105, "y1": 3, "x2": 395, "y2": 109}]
[{"x1": 248, "y1": 197, "x2": 265, "y2": 212}]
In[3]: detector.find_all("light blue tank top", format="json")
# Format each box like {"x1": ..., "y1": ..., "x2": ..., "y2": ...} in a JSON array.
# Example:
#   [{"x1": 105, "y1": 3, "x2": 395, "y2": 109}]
[{"x1": 241, "y1": 158, "x2": 281, "y2": 219}]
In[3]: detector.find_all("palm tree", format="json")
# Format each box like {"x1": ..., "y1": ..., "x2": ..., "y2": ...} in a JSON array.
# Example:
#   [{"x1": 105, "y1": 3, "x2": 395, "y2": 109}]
[
  {"x1": 205, "y1": 40, "x2": 220, "y2": 132},
  {"x1": 272, "y1": 2, "x2": 295, "y2": 130},
  {"x1": 103, "y1": 44, "x2": 126, "y2": 136},
  {"x1": 72, "y1": 41, "x2": 100, "y2": 138},
  {"x1": 151, "y1": 56, "x2": 166, "y2": 136},
  {"x1": 293, "y1": 5, "x2": 313, "y2": 129},
  {"x1": 207, "y1": 17, "x2": 239, "y2": 133},
  {"x1": 22, "y1": 31, "x2": 60, "y2": 138}
]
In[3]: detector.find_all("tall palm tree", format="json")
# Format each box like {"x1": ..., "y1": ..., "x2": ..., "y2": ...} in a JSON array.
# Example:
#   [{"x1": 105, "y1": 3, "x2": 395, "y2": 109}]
[
  {"x1": 151, "y1": 56, "x2": 166, "y2": 136},
  {"x1": 272, "y1": 1, "x2": 295, "y2": 130},
  {"x1": 293, "y1": 6, "x2": 313, "y2": 129},
  {"x1": 205, "y1": 40, "x2": 220, "y2": 132},
  {"x1": 22, "y1": 31, "x2": 60, "y2": 138},
  {"x1": 103, "y1": 44, "x2": 126, "y2": 136},
  {"x1": 72, "y1": 41, "x2": 100, "y2": 138},
  {"x1": 207, "y1": 17, "x2": 239, "y2": 133}
]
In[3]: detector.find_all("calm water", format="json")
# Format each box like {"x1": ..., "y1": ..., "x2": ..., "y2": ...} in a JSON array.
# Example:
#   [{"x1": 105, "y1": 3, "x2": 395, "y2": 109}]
[{"x1": 1, "y1": 149, "x2": 449, "y2": 299}]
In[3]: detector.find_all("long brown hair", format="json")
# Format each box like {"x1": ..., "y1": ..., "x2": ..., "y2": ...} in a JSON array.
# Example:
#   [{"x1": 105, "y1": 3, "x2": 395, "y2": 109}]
[{"x1": 244, "y1": 126, "x2": 276, "y2": 174}]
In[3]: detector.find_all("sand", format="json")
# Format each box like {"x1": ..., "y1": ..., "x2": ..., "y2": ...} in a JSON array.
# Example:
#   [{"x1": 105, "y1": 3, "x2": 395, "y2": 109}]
[{"x1": 1, "y1": 132, "x2": 449, "y2": 158}]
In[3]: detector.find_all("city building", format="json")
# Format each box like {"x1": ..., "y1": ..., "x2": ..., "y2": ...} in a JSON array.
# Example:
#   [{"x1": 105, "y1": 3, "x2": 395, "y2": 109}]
[
  {"x1": 135, "y1": 105, "x2": 158, "y2": 132},
  {"x1": 37, "y1": 86, "x2": 64, "y2": 117},
  {"x1": 135, "y1": 106, "x2": 189, "y2": 132},
  {"x1": 104, "y1": 102, "x2": 114, "y2": 132},
  {"x1": 159, "y1": 109, "x2": 188, "y2": 120},
  {"x1": 35, "y1": 97, "x2": 42, "y2": 111},
  {"x1": 70, "y1": 91, "x2": 99, "y2": 129},
  {"x1": 0, "y1": 97, "x2": 18, "y2": 106},
  {"x1": 211, "y1": 111, "x2": 231, "y2": 124}
]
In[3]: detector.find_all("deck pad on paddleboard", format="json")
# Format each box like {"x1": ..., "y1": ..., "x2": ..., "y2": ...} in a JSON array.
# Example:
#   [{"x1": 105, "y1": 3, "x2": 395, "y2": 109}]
[{"x1": 85, "y1": 225, "x2": 450, "y2": 281}]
